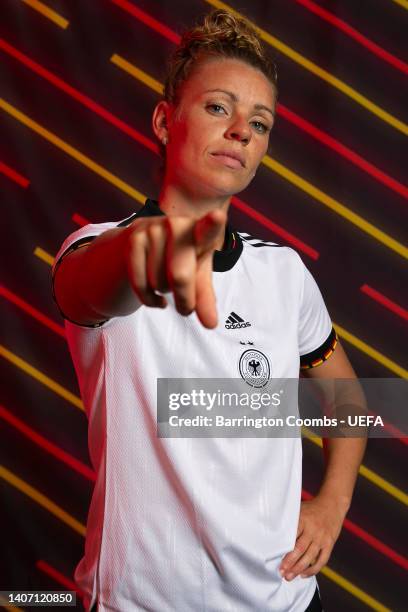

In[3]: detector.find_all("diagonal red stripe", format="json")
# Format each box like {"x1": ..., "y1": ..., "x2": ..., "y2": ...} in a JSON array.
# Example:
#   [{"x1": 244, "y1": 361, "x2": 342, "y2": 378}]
[
  {"x1": 295, "y1": 0, "x2": 408, "y2": 75},
  {"x1": 302, "y1": 489, "x2": 408, "y2": 570},
  {"x1": 0, "y1": 160, "x2": 30, "y2": 187},
  {"x1": 36, "y1": 560, "x2": 85, "y2": 597},
  {"x1": 0, "y1": 404, "x2": 96, "y2": 481},
  {"x1": 0, "y1": 285, "x2": 66, "y2": 337},
  {"x1": 232, "y1": 196, "x2": 319, "y2": 259},
  {"x1": 111, "y1": 0, "x2": 180, "y2": 43},
  {"x1": 72, "y1": 212, "x2": 90, "y2": 227},
  {"x1": 277, "y1": 104, "x2": 408, "y2": 200},
  {"x1": 360, "y1": 284, "x2": 408, "y2": 321},
  {"x1": 0, "y1": 38, "x2": 159, "y2": 154}
]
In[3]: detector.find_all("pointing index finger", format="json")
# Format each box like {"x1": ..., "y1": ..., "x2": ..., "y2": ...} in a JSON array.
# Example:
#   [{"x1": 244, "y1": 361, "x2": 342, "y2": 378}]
[
  {"x1": 194, "y1": 209, "x2": 227, "y2": 258},
  {"x1": 193, "y1": 209, "x2": 227, "y2": 329}
]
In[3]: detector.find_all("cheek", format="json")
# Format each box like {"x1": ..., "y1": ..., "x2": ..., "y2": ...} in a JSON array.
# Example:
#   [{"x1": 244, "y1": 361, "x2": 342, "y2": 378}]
[
  {"x1": 179, "y1": 134, "x2": 211, "y2": 168},
  {"x1": 253, "y1": 141, "x2": 269, "y2": 166},
  {"x1": 184, "y1": 114, "x2": 224, "y2": 151}
]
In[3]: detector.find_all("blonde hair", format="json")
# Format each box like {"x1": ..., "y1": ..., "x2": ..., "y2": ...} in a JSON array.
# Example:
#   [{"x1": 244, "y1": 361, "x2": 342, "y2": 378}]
[{"x1": 158, "y1": 8, "x2": 278, "y2": 160}]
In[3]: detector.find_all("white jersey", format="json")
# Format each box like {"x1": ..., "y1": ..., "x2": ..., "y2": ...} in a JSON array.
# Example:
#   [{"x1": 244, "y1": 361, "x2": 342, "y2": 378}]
[{"x1": 52, "y1": 198, "x2": 337, "y2": 612}]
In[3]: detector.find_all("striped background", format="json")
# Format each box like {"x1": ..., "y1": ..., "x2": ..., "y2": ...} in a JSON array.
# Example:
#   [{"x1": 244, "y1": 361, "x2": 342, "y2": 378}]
[{"x1": 0, "y1": 1, "x2": 407, "y2": 610}]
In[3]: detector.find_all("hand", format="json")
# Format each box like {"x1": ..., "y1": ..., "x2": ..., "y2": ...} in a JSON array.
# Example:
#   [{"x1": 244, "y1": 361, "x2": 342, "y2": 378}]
[
  {"x1": 279, "y1": 494, "x2": 348, "y2": 581},
  {"x1": 124, "y1": 209, "x2": 227, "y2": 329}
]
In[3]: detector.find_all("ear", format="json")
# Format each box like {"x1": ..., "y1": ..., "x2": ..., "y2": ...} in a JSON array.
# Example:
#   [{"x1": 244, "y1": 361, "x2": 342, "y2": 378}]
[{"x1": 152, "y1": 100, "x2": 173, "y2": 144}]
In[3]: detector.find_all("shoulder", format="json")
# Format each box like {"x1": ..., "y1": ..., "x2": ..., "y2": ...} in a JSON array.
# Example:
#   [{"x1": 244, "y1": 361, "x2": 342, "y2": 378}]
[
  {"x1": 52, "y1": 212, "x2": 139, "y2": 273},
  {"x1": 238, "y1": 231, "x2": 299, "y2": 257},
  {"x1": 237, "y1": 230, "x2": 303, "y2": 271},
  {"x1": 238, "y1": 231, "x2": 284, "y2": 249}
]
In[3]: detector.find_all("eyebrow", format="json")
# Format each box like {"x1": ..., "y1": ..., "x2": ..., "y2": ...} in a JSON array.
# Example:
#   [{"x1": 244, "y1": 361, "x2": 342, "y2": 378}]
[{"x1": 203, "y1": 88, "x2": 275, "y2": 118}]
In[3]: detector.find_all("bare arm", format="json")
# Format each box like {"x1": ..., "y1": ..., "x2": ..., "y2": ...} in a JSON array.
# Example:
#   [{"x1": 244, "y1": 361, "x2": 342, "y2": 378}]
[
  {"x1": 280, "y1": 338, "x2": 367, "y2": 581},
  {"x1": 302, "y1": 339, "x2": 368, "y2": 512}
]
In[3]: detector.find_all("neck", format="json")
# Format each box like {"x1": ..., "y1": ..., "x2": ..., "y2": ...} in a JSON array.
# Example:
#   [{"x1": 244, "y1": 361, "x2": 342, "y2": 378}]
[{"x1": 158, "y1": 182, "x2": 231, "y2": 251}]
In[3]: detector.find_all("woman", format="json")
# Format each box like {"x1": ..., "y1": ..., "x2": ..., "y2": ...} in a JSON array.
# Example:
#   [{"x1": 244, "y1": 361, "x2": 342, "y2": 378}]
[{"x1": 52, "y1": 9, "x2": 366, "y2": 612}]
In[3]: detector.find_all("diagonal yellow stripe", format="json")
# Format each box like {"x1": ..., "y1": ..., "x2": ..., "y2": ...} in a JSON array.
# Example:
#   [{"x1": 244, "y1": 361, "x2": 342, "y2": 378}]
[
  {"x1": 112, "y1": 57, "x2": 408, "y2": 260},
  {"x1": 262, "y1": 157, "x2": 408, "y2": 259},
  {"x1": 0, "y1": 595, "x2": 23, "y2": 611},
  {"x1": 34, "y1": 246, "x2": 54, "y2": 265},
  {"x1": 334, "y1": 323, "x2": 408, "y2": 378},
  {"x1": 321, "y1": 566, "x2": 390, "y2": 611},
  {"x1": 204, "y1": 0, "x2": 408, "y2": 136},
  {"x1": 358, "y1": 463, "x2": 408, "y2": 506},
  {"x1": 303, "y1": 432, "x2": 408, "y2": 506},
  {"x1": 111, "y1": 54, "x2": 163, "y2": 94},
  {"x1": 0, "y1": 465, "x2": 86, "y2": 536},
  {"x1": 0, "y1": 98, "x2": 146, "y2": 205},
  {"x1": 0, "y1": 345, "x2": 83, "y2": 410},
  {"x1": 392, "y1": 0, "x2": 408, "y2": 9},
  {"x1": 22, "y1": 0, "x2": 69, "y2": 30}
]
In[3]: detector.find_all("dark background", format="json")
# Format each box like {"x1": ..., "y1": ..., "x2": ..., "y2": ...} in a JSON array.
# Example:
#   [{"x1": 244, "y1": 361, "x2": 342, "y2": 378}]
[{"x1": 0, "y1": 1, "x2": 407, "y2": 610}]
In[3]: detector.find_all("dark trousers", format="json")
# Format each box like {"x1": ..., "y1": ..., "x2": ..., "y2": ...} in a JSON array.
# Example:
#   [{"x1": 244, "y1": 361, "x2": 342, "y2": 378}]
[
  {"x1": 90, "y1": 585, "x2": 323, "y2": 611},
  {"x1": 305, "y1": 585, "x2": 323, "y2": 611}
]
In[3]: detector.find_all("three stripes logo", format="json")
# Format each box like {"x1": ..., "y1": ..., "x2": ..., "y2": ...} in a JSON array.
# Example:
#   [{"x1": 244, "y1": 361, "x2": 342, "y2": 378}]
[{"x1": 225, "y1": 312, "x2": 251, "y2": 329}]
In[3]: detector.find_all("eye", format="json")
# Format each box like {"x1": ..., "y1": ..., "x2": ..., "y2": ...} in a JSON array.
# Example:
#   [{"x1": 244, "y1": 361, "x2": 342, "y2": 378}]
[
  {"x1": 206, "y1": 103, "x2": 227, "y2": 114},
  {"x1": 251, "y1": 121, "x2": 270, "y2": 134}
]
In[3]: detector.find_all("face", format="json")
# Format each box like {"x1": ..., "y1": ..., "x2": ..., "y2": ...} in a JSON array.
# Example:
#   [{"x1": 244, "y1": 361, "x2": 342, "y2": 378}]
[{"x1": 153, "y1": 57, "x2": 276, "y2": 199}]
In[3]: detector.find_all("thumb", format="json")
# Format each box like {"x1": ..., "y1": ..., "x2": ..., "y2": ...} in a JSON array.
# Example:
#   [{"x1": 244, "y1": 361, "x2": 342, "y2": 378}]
[{"x1": 194, "y1": 209, "x2": 227, "y2": 258}]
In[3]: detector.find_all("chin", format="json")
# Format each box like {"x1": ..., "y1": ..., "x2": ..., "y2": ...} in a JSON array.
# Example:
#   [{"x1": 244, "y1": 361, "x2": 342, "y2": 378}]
[
  {"x1": 196, "y1": 172, "x2": 248, "y2": 197},
  {"x1": 214, "y1": 179, "x2": 249, "y2": 197}
]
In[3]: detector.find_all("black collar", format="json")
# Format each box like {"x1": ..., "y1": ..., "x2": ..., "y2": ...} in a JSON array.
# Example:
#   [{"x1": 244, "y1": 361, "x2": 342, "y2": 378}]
[{"x1": 117, "y1": 198, "x2": 243, "y2": 272}]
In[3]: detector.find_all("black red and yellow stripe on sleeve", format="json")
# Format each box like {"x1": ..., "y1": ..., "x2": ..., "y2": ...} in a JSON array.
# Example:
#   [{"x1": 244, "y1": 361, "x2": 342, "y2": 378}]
[{"x1": 300, "y1": 327, "x2": 338, "y2": 370}]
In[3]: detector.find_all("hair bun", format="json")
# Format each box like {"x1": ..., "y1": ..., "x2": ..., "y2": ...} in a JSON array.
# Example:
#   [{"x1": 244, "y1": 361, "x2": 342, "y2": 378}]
[
  {"x1": 182, "y1": 9, "x2": 264, "y2": 56},
  {"x1": 160, "y1": 7, "x2": 278, "y2": 148}
]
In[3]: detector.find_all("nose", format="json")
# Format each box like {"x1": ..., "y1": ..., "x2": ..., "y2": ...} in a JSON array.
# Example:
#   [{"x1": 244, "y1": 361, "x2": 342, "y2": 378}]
[{"x1": 225, "y1": 115, "x2": 251, "y2": 145}]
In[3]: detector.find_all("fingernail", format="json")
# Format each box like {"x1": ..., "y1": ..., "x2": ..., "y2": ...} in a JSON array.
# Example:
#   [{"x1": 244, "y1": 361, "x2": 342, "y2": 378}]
[{"x1": 286, "y1": 573, "x2": 294, "y2": 580}]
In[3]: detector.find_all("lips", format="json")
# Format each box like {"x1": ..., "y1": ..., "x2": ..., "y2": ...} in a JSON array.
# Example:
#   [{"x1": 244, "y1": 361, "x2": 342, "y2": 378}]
[{"x1": 211, "y1": 150, "x2": 245, "y2": 168}]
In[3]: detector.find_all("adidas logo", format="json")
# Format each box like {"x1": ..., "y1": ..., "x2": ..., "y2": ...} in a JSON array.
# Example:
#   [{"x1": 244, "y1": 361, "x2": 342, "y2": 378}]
[{"x1": 225, "y1": 311, "x2": 251, "y2": 329}]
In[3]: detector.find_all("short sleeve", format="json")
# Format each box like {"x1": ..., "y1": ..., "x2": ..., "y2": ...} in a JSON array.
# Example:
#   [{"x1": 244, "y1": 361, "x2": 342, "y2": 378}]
[
  {"x1": 51, "y1": 220, "x2": 121, "y2": 329},
  {"x1": 297, "y1": 260, "x2": 338, "y2": 370}
]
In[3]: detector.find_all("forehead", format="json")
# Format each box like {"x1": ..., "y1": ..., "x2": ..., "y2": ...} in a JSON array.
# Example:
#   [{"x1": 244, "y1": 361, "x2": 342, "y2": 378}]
[{"x1": 180, "y1": 57, "x2": 275, "y2": 106}]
